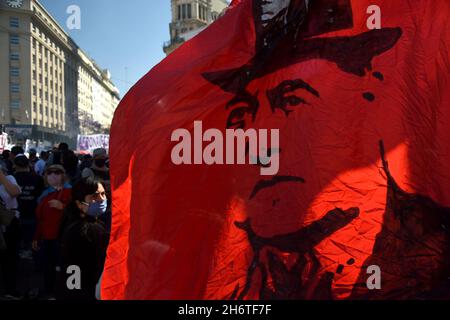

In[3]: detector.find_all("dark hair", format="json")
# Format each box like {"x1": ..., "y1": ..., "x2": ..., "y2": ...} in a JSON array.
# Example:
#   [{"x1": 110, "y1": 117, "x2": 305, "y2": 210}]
[
  {"x1": 1, "y1": 150, "x2": 10, "y2": 160},
  {"x1": 58, "y1": 142, "x2": 69, "y2": 152},
  {"x1": 14, "y1": 154, "x2": 29, "y2": 168},
  {"x1": 62, "y1": 150, "x2": 78, "y2": 172},
  {"x1": 72, "y1": 176, "x2": 102, "y2": 202},
  {"x1": 40, "y1": 150, "x2": 49, "y2": 159},
  {"x1": 51, "y1": 150, "x2": 62, "y2": 165},
  {"x1": 11, "y1": 146, "x2": 24, "y2": 156},
  {"x1": 59, "y1": 176, "x2": 104, "y2": 238}
]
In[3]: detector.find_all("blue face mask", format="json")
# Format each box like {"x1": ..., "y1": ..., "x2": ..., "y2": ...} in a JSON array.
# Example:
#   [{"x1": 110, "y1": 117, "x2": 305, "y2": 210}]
[{"x1": 83, "y1": 200, "x2": 107, "y2": 218}]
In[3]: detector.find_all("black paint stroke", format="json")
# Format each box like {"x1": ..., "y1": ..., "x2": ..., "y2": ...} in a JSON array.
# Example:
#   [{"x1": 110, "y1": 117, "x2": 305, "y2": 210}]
[
  {"x1": 363, "y1": 92, "x2": 375, "y2": 102},
  {"x1": 350, "y1": 141, "x2": 450, "y2": 299},
  {"x1": 234, "y1": 206, "x2": 360, "y2": 299},
  {"x1": 266, "y1": 79, "x2": 320, "y2": 116},
  {"x1": 249, "y1": 175, "x2": 306, "y2": 200},
  {"x1": 372, "y1": 72, "x2": 384, "y2": 81}
]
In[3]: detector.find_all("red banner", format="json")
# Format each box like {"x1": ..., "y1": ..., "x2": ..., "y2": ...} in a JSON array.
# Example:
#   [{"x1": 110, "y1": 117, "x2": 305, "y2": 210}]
[{"x1": 103, "y1": 0, "x2": 450, "y2": 300}]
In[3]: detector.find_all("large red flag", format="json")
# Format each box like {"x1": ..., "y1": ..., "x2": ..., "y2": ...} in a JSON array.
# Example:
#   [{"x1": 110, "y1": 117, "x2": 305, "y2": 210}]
[{"x1": 102, "y1": 0, "x2": 450, "y2": 300}]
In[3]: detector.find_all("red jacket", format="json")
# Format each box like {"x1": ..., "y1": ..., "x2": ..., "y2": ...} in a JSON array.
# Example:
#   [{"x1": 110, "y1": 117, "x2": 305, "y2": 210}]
[{"x1": 34, "y1": 186, "x2": 72, "y2": 241}]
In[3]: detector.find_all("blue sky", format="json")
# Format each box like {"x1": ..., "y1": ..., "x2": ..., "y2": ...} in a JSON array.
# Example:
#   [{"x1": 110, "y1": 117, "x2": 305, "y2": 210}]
[{"x1": 40, "y1": 0, "x2": 172, "y2": 98}]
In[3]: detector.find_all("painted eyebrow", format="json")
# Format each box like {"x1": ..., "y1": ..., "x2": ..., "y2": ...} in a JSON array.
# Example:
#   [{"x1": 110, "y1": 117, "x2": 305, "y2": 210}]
[{"x1": 249, "y1": 175, "x2": 306, "y2": 199}]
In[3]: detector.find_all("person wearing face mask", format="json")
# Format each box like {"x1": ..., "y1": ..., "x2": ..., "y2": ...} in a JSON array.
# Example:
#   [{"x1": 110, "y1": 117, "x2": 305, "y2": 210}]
[
  {"x1": 32, "y1": 165, "x2": 72, "y2": 299},
  {"x1": 56, "y1": 176, "x2": 109, "y2": 300},
  {"x1": 81, "y1": 148, "x2": 109, "y2": 181},
  {"x1": 81, "y1": 148, "x2": 111, "y2": 232}
]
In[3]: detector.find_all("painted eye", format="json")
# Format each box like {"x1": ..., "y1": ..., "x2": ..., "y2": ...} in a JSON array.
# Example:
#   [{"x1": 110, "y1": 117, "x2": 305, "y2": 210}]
[
  {"x1": 225, "y1": 90, "x2": 260, "y2": 129},
  {"x1": 266, "y1": 79, "x2": 319, "y2": 116}
]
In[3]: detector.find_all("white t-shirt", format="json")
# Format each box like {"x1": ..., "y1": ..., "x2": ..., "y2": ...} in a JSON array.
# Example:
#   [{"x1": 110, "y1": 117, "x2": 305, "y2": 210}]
[{"x1": 0, "y1": 175, "x2": 21, "y2": 218}]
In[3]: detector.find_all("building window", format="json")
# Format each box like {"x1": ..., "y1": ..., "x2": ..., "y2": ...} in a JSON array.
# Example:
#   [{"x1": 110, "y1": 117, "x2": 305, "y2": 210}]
[
  {"x1": 39, "y1": 89, "x2": 42, "y2": 98},
  {"x1": 10, "y1": 53, "x2": 19, "y2": 61},
  {"x1": 45, "y1": 107, "x2": 48, "y2": 116},
  {"x1": 11, "y1": 67, "x2": 20, "y2": 77},
  {"x1": 9, "y1": 17, "x2": 19, "y2": 28},
  {"x1": 10, "y1": 84, "x2": 20, "y2": 93},
  {"x1": 32, "y1": 70, "x2": 36, "y2": 80},
  {"x1": 199, "y1": 5, "x2": 208, "y2": 21},
  {"x1": 39, "y1": 104, "x2": 43, "y2": 114},
  {"x1": 33, "y1": 86, "x2": 37, "y2": 96},
  {"x1": 10, "y1": 34, "x2": 19, "y2": 45},
  {"x1": 33, "y1": 102, "x2": 37, "y2": 112},
  {"x1": 10, "y1": 100, "x2": 20, "y2": 109},
  {"x1": 32, "y1": 55, "x2": 36, "y2": 64},
  {"x1": 179, "y1": 3, "x2": 191, "y2": 20}
]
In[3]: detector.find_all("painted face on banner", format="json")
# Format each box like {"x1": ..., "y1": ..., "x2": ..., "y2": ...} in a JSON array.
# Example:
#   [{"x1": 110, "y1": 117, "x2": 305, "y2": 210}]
[
  {"x1": 103, "y1": 0, "x2": 450, "y2": 301},
  {"x1": 199, "y1": 0, "x2": 450, "y2": 300}
]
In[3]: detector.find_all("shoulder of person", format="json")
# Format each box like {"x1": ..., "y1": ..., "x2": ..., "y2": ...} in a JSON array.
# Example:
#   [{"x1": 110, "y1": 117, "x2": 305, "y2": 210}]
[
  {"x1": 6, "y1": 175, "x2": 18, "y2": 185},
  {"x1": 5, "y1": 175, "x2": 21, "y2": 192}
]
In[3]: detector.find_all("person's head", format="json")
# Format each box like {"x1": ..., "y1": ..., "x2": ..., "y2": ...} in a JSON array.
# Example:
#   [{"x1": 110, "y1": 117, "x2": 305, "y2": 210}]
[
  {"x1": 58, "y1": 142, "x2": 69, "y2": 152},
  {"x1": 29, "y1": 149, "x2": 37, "y2": 159},
  {"x1": 2, "y1": 150, "x2": 10, "y2": 161},
  {"x1": 72, "y1": 176, "x2": 107, "y2": 218},
  {"x1": 44, "y1": 164, "x2": 66, "y2": 188},
  {"x1": 10, "y1": 146, "x2": 24, "y2": 159},
  {"x1": 40, "y1": 150, "x2": 49, "y2": 161},
  {"x1": 13, "y1": 154, "x2": 30, "y2": 172},
  {"x1": 51, "y1": 150, "x2": 62, "y2": 165},
  {"x1": 93, "y1": 148, "x2": 108, "y2": 168},
  {"x1": 62, "y1": 150, "x2": 79, "y2": 172}
]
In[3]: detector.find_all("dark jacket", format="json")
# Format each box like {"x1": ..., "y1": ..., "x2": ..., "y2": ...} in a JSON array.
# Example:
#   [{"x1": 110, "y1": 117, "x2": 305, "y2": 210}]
[{"x1": 56, "y1": 216, "x2": 109, "y2": 300}]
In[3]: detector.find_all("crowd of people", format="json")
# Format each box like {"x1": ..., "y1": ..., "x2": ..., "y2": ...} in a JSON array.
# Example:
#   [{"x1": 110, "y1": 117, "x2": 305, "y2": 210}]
[{"x1": 0, "y1": 143, "x2": 111, "y2": 300}]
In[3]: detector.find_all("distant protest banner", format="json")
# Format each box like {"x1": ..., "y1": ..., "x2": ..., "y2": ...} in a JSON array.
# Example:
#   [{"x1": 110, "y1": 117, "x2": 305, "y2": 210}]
[
  {"x1": 77, "y1": 134, "x2": 109, "y2": 154},
  {"x1": 0, "y1": 133, "x2": 8, "y2": 153}
]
